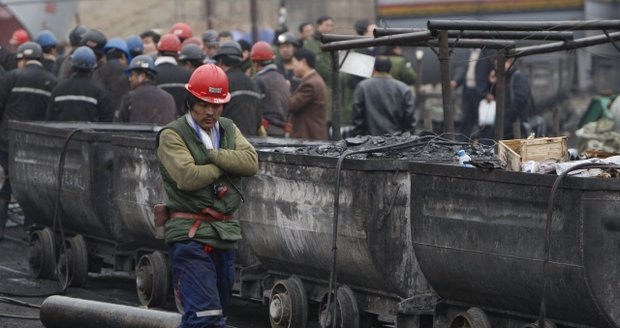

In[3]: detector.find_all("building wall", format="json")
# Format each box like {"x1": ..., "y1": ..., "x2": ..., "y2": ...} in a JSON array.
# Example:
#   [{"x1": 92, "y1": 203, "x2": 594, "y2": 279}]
[{"x1": 76, "y1": 0, "x2": 374, "y2": 41}]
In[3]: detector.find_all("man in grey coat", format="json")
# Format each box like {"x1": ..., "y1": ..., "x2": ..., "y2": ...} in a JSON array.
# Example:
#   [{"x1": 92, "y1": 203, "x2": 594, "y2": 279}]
[{"x1": 352, "y1": 56, "x2": 415, "y2": 136}]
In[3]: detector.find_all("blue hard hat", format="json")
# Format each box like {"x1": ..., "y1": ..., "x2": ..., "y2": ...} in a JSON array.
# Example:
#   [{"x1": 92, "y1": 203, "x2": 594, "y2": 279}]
[
  {"x1": 71, "y1": 46, "x2": 97, "y2": 70},
  {"x1": 34, "y1": 30, "x2": 57, "y2": 49},
  {"x1": 103, "y1": 37, "x2": 130, "y2": 59},
  {"x1": 125, "y1": 55, "x2": 157, "y2": 76},
  {"x1": 125, "y1": 35, "x2": 144, "y2": 55}
]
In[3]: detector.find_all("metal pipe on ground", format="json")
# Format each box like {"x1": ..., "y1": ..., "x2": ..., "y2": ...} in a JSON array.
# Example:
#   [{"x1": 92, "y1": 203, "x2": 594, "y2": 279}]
[
  {"x1": 374, "y1": 27, "x2": 574, "y2": 41},
  {"x1": 428, "y1": 19, "x2": 620, "y2": 31},
  {"x1": 40, "y1": 295, "x2": 181, "y2": 328}
]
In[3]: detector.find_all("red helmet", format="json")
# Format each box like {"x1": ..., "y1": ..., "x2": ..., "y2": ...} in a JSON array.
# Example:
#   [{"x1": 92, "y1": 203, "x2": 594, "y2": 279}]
[
  {"x1": 157, "y1": 33, "x2": 181, "y2": 52},
  {"x1": 250, "y1": 41, "x2": 274, "y2": 61},
  {"x1": 185, "y1": 64, "x2": 231, "y2": 104},
  {"x1": 169, "y1": 22, "x2": 192, "y2": 41},
  {"x1": 10, "y1": 29, "x2": 30, "y2": 46}
]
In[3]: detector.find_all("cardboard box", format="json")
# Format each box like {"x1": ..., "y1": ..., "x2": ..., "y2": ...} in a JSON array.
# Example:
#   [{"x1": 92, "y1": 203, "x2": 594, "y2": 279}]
[{"x1": 498, "y1": 136, "x2": 568, "y2": 172}]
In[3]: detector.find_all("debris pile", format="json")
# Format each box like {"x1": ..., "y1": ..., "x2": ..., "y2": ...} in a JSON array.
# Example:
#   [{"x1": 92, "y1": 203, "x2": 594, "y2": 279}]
[{"x1": 268, "y1": 133, "x2": 503, "y2": 169}]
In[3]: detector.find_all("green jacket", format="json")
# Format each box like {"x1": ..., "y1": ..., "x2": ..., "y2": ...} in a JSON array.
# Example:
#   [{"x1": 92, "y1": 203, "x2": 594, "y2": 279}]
[
  {"x1": 388, "y1": 55, "x2": 416, "y2": 86},
  {"x1": 156, "y1": 116, "x2": 258, "y2": 249}
]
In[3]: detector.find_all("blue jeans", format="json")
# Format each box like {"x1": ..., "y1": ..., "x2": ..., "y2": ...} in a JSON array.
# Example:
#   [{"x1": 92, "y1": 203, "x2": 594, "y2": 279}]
[{"x1": 169, "y1": 240, "x2": 235, "y2": 328}]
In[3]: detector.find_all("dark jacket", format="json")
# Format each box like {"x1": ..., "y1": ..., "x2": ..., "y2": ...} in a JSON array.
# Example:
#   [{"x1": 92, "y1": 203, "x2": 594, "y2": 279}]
[
  {"x1": 454, "y1": 48, "x2": 496, "y2": 98},
  {"x1": 223, "y1": 67, "x2": 261, "y2": 136},
  {"x1": 0, "y1": 61, "x2": 57, "y2": 151},
  {"x1": 114, "y1": 80, "x2": 176, "y2": 125},
  {"x1": 98, "y1": 59, "x2": 130, "y2": 111},
  {"x1": 289, "y1": 70, "x2": 328, "y2": 140},
  {"x1": 255, "y1": 64, "x2": 290, "y2": 136},
  {"x1": 154, "y1": 58, "x2": 192, "y2": 117},
  {"x1": 0, "y1": 45, "x2": 17, "y2": 72},
  {"x1": 352, "y1": 73, "x2": 415, "y2": 136},
  {"x1": 46, "y1": 71, "x2": 114, "y2": 122},
  {"x1": 500, "y1": 69, "x2": 531, "y2": 138}
]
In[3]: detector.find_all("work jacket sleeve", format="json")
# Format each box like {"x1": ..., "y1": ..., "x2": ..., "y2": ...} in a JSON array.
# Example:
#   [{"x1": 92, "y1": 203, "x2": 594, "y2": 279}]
[
  {"x1": 98, "y1": 89, "x2": 115, "y2": 122},
  {"x1": 157, "y1": 129, "x2": 224, "y2": 191},
  {"x1": 210, "y1": 125, "x2": 259, "y2": 177}
]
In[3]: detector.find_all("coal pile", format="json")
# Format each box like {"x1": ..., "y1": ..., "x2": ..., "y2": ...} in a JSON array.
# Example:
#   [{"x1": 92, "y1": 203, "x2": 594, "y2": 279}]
[{"x1": 268, "y1": 132, "x2": 504, "y2": 169}]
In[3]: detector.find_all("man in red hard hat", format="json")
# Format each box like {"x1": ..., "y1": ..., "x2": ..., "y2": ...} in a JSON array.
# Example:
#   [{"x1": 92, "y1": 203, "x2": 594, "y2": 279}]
[
  {"x1": 0, "y1": 28, "x2": 30, "y2": 71},
  {"x1": 9, "y1": 29, "x2": 30, "y2": 47},
  {"x1": 251, "y1": 41, "x2": 291, "y2": 136},
  {"x1": 154, "y1": 33, "x2": 192, "y2": 117},
  {"x1": 156, "y1": 63, "x2": 257, "y2": 328},
  {"x1": 169, "y1": 22, "x2": 192, "y2": 43}
]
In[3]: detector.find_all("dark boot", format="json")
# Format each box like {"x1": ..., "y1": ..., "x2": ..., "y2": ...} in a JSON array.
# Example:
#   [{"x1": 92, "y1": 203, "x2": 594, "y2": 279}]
[{"x1": 0, "y1": 197, "x2": 8, "y2": 240}]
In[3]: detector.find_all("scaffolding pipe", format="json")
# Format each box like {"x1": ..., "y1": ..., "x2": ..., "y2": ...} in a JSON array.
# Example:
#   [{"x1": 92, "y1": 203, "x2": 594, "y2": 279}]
[
  {"x1": 428, "y1": 19, "x2": 620, "y2": 31},
  {"x1": 320, "y1": 35, "x2": 515, "y2": 51},
  {"x1": 438, "y1": 30, "x2": 455, "y2": 138},
  {"x1": 320, "y1": 34, "x2": 369, "y2": 43},
  {"x1": 374, "y1": 28, "x2": 574, "y2": 41},
  {"x1": 320, "y1": 31, "x2": 433, "y2": 51},
  {"x1": 510, "y1": 31, "x2": 620, "y2": 57}
]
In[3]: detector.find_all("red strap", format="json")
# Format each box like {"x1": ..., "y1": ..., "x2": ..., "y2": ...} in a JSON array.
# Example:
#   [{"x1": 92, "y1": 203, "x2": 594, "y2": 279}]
[{"x1": 170, "y1": 209, "x2": 233, "y2": 239}]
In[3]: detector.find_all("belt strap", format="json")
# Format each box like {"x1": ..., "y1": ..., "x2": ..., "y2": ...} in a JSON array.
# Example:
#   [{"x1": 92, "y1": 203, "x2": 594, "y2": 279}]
[{"x1": 170, "y1": 209, "x2": 232, "y2": 238}]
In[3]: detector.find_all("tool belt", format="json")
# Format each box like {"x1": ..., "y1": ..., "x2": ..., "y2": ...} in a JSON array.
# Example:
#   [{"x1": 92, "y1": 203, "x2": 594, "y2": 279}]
[{"x1": 153, "y1": 204, "x2": 232, "y2": 239}]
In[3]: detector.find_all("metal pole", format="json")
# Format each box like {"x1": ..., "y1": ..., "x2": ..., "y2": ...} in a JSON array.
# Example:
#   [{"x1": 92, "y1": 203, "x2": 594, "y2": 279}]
[
  {"x1": 321, "y1": 35, "x2": 514, "y2": 52},
  {"x1": 438, "y1": 30, "x2": 454, "y2": 138},
  {"x1": 40, "y1": 295, "x2": 181, "y2": 328},
  {"x1": 428, "y1": 19, "x2": 620, "y2": 31},
  {"x1": 320, "y1": 31, "x2": 434, "y2": 51},
  {"x1": 510, "y1": 31, "x2": 620, "y2": 57},
  {"x1": 331, "y1": 51, "x2": 342, "y2": 140},
  {"x1": 250, "y1": 0, "x2": 259, "y2": 43},
  {"x1": 374, "y1": 28, "x2": 574, "y2": 41},
  {"x1": 204, "y1": 0, "x2": 213, "y2": 29},
  {"x1": 495, "y1": 49, "x2": 506, "y2": 141},
  {"x1": 320, "y1": 34, "x2": 369, "y2": 43}
]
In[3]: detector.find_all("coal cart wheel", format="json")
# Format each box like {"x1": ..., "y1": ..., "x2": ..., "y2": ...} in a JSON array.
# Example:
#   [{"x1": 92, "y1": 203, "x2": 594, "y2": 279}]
[
  {"x1": 57, "y1": 235, "x2": 89, "y2": 287},
  {"x1": 449, "y1": 307, "x2": 491, "y2": 328},
  {"x1": 318, "y1": 285, "x2": 360, "y2": 328},
  {"x1": 28, "y1": 227, "x2": 56, "y2": 278},
  {"x1": 135, "y1": 251, "x2": 169, "y2": 308},
  {"x1": 269, "y1": 276, "x2": 308, "y2": 328},
  {"x1": 522, "y1": 320, "x2": 558, "y2": 328}
]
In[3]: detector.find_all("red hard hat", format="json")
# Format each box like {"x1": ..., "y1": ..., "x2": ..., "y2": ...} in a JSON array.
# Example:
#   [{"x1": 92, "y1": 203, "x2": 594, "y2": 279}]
[
  {"x1": 10, "y1": 29, "x2": 30, "y2": 46},
  {"x1": 250, "y1": 41, "x2": 274, "y2": 61},
  {"x1": 169, "y1": 22, "x2": 192, "y2": 41},
  {"x1": 185, "y1": 64, "x2": 231, "y2": 104},
  {"x1": 157, "y1": 33, "x2": 181, "y2": 52}
]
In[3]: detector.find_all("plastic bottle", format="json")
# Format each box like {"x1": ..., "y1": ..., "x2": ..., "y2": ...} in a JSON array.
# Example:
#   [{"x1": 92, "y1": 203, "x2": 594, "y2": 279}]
[{"x1": 457, "y1": 150, "x2": 474, "y2": 167}]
